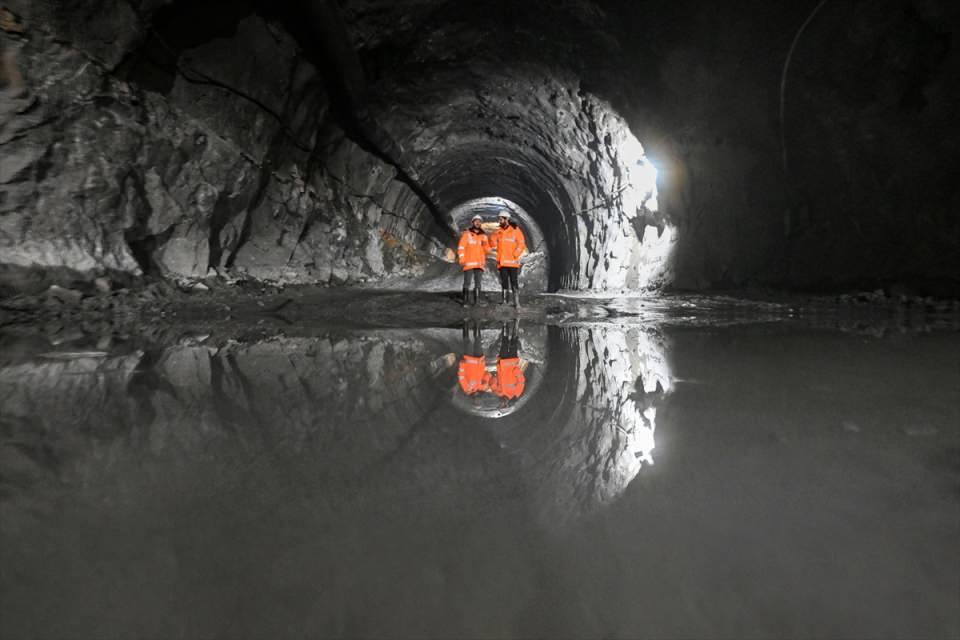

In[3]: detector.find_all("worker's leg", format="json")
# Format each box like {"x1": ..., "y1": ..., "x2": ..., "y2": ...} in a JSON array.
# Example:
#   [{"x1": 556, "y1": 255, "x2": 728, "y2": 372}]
[
  {"x1": 499, "y1": 321, "x2": 509, "y2": 358},
  {"x1": 498, "y1": 268, "x2": 508, "y2": 304},
  {"x1": 472, "y1": 269, "x2": 483, "y2": 305},
  {"x1": 471, "y1": 319, "x2": 483, "y2": 355},
  {"x1": 509, "y1": 267, "x2": 521, "y2": 307},
  {"x1": 508, "y1": 267, "x2": 520, "y2": 291},
  {"x1": 501, "y1": 321, "x2": 519, "y2": 359},
  {"x1": 462, "y1": 270, "x2": 472, "y2": 305},
  {"x1": 510, "y1": 318, "x2": 521, "y2": 354}
]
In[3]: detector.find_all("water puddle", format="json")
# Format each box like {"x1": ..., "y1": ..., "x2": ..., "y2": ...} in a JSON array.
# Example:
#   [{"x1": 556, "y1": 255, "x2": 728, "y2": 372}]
[{"x1": 1, "y1": 319, "x2": 958, "y2": 638}]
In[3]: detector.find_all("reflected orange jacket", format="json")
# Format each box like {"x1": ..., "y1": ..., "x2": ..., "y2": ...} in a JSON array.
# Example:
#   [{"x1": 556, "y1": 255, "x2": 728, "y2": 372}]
[
  {"x1": 491, "y1": 357, "x2": 525, "y2": 399},
  {"x1": 491, "y1": 225, "x2": 527, "y2": 268},
  {"x1": 458, "y1": 354, "x2": 490, "y2": 395},
  {"x1": 457, "y1": 229, "x2": 490, "y2": 271}
]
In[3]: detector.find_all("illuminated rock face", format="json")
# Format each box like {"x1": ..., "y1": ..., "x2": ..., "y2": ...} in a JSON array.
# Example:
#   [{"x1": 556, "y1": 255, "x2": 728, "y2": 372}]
[
  {"x1": 2, "y1": 0, "x2": 957, "y2": 294},
  {"x1": 0, "y1": 0, "x2": 665, "y2": 293}
]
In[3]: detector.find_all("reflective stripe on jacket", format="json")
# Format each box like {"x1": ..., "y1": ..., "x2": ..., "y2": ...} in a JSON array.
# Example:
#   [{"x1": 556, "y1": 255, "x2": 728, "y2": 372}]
[
  {"x1": 458, "y1": 354, "x2": 490, "y2": 394},
  {"x1": 491, "y1": 357, "x2": 525, "y2": 399},
  {"x1": 492, "y1": 225, "x2": 527, "y2": 268},
  {"x1": 457, "y1": 229, "x2": 490, "y2": 271}
]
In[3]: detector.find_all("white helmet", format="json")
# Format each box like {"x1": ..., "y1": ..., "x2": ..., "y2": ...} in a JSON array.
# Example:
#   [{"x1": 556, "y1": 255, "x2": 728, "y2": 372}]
[
  {"x1": 498, "y1": 211, "x2": 511, "y2": 220},
  {"x1": 471, "y1": 214, "x2": 483, "y2": 222}
]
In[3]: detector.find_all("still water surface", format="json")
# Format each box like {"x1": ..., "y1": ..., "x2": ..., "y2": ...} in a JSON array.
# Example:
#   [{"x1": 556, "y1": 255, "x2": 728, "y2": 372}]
[{"x1": 1, "y1": 320, "x2": 958, "y2": 639}]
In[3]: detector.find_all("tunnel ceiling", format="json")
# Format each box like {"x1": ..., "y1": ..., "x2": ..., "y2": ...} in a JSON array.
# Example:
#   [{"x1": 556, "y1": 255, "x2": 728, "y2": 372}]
[{"x1": 2, "y1": 0, "x2": 958, "y2": 295}]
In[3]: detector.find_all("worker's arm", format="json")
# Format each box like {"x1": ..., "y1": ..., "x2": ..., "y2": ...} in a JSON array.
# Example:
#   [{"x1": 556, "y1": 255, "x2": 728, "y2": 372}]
[{"x1": 456, "y1": 233, "x2": 467, "y2": 265}]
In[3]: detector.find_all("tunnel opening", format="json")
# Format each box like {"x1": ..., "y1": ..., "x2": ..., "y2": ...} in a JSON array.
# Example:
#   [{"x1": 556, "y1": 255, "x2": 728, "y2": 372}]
[
  {"x1": 421, "y1": 142, "x2": 578, "y2": 292},
  {"x1": 375, "y1": 64, "x2": 674, "y2": 293},
  {"x1": 446, "y1": 196, "x2": 549, "y2": 293}
]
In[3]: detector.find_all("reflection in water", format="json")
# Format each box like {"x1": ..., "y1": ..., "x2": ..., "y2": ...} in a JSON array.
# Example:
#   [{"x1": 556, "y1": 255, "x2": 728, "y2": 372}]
[
  {"x1": 489, "y1": 325, "x2": 672, "y2": 520},
  {"x1": 445, "y1": 320, "x2": 673, "y2": 517},
  {"x1": 6, "y1": 324, "x2": 955, "y2": 638},
  {"x1": 0, "y1": 325, "x2": 671, "y2": 550},
  {"x1": 490, "y1": 321, "x2": 526, "y2": 405},
  {"x1": 3, "y1": 333, "x2": 499, "y2": 638},
  {"x1": 453, "y1": 320, "x2": 534, "y2": 418},
  {"x1": 456, "y1": 320, "x2": 490, "y2": 396},
  {"x1": 582, "y1": 325, "x2": 671, "y2": 484}
]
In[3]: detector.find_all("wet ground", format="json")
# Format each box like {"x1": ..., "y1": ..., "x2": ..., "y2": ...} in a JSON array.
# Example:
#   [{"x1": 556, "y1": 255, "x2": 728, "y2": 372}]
[{"x1": 1, "y1": 291, "x2": 959, "y2": 639}]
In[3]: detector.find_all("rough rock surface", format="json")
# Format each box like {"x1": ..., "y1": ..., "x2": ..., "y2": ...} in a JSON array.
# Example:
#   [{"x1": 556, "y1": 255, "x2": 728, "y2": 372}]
[
  {"x1": 344, "y1": 0, "x2": 960, "y2": 294},
  {"x1": 2, "y1": 0, "x2": 958, "y2": 295},
  {"x1": 1, "y1": 1, "x2": 442, "y2": 290}
]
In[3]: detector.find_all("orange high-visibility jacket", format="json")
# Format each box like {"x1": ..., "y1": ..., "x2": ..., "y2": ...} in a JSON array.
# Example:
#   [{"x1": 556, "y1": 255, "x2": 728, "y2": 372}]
[
  {"x1": 490, "y1": 357, "x2": 525, "y2": 399},
  {"x1": 458, "y1": 229, "x2": 490, "y2": 271},
  {"x1": 491, "y1": 225, "x2": 527, "y2": 268},
  {"x1": 458, "y1": 354, "x2": 490, "y2": 395}
]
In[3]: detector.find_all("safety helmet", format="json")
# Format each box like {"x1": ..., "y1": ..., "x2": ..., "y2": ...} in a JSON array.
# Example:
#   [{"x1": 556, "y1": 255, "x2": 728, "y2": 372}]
[
  {"x1": 471, "y1": 214, "x2": 483, "y2": 222},
  {"x1": 498, "y1": 211, "x2": 511, "y2": 220}
]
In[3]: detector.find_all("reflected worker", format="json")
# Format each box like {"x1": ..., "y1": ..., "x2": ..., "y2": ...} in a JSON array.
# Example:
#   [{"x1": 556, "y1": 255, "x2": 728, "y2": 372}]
[
  {"x1": 458, "y1": 319, "x2": 490, "y2": 399},
  {"x1": 457, "y1": 214, "x2": 490, "y2": 306},
  {"x1": 491, "y1": 210, "x2": 527, "y2": 308},
  {"x1": 490, "y1": 320, "x2": 526, "y2": 406}
]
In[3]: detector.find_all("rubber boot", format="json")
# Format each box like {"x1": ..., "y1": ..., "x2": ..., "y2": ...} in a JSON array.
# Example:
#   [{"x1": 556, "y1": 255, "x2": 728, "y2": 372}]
[
  {"x1": 513, "y1": 289, "x2": 520, "y2": 308},
  {"x1": 500, "y1": 290, "x2": 507, "y2": 305},
  {"x1": 473, "y1": 287, "x2": 482, "y2": 306},
  {"x1": 462, "y1": 287, "x2": 470, "y2": 307}
]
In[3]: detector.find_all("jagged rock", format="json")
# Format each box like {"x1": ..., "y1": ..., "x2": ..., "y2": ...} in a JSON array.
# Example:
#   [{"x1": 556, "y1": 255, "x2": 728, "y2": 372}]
[
  {"x1": 1, "y1": 0, "x2": 957, "y2": 296},
  {"x1": 0, "y1": 7, "x2": 442, "y2": 293}
]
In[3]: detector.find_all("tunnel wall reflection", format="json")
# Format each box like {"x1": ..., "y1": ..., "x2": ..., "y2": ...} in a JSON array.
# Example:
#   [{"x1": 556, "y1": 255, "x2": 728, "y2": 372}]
[
  {"x1": 1, "y1": 325, "x2": 676, "y2": 639},
  {"x1": 488, "y1": 325, "x2": 673, "y2": 522},
  {"x1": 1, "y1": 325, "x2": 673, "y2": 535}
]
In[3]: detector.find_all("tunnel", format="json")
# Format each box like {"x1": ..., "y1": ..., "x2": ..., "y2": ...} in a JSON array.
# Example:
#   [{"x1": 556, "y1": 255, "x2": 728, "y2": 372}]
[
  {"x1": 3, "y1": 0, "x2": 955, "y2": 297},
  {"x1": 2, "y1": 2, "x2": 960, "y2": 639}
]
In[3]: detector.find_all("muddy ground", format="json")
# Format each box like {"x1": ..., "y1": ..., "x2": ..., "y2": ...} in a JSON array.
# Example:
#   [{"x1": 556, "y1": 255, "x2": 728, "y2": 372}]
[{"x1": 2, "y1": 277, "x2": 960, "y2": 355}]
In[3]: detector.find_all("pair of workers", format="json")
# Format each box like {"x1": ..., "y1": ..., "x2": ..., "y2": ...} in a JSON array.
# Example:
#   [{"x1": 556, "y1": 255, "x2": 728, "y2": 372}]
[
  {"x1": 457, "y1": 210, "x2": 527, "y2": 308},
  {"x1": 458, "y1": 319, "x2": 526, "y2": 405}
]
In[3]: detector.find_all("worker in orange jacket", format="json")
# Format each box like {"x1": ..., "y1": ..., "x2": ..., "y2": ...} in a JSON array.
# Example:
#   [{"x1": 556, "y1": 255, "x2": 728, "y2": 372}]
[
  {"x1": 489, "y1": 319, "x2": 525, "y2": 404},
  {"x1": 458, "y1": 319, "x2": 490, "y2": 396},
  {"x1": 457, "y1": 214, "x2": 490, "y2": 306},
  {"x1": 490, "y1": 210, "x2": 527, "y2": 308}
]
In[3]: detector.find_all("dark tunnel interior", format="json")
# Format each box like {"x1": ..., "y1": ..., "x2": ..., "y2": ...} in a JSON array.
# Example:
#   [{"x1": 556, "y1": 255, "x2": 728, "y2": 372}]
[
  {"x1": 2, "y1": 0, "x2": 958, "y2": 295},
  {"x1": 2, "y1": 3, "x2": 960, "y2": 639}
]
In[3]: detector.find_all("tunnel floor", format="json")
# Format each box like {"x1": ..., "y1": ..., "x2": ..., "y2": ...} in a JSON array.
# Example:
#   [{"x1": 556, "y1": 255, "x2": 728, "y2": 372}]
[{"x1": 1, "y1": 292, "x2": 959, "y2": 639}]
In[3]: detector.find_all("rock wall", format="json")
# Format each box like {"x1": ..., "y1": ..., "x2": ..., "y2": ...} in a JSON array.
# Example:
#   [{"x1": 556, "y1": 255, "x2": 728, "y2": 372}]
[
  {"x1": 378, "y1": 63, "x2": 666, "y2": 291},
  {"x1": 2, "y1": 0, "x2": 956, "y2": 295},
  {"x1": 346, "y1": 0, "x2": 960, "y2": 295},
  {"x1": 0, "y1": 1, "x2": 442, "y2": 290}
]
